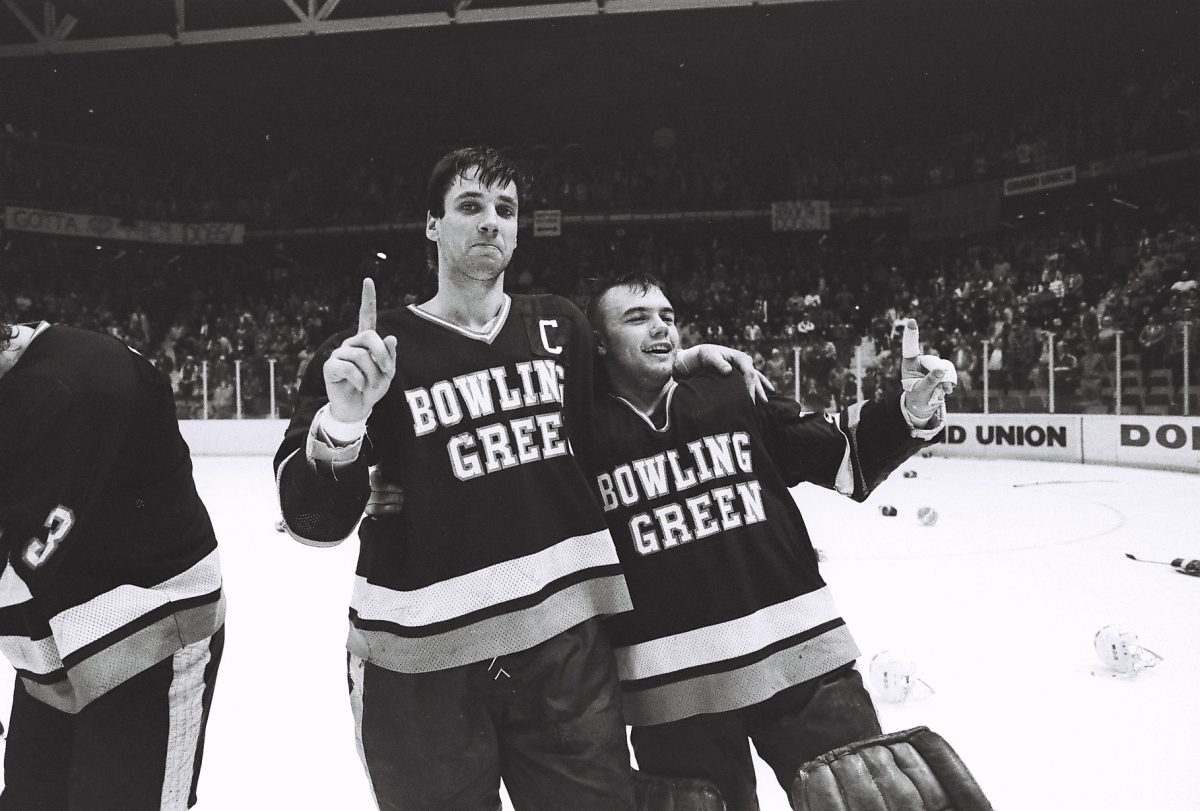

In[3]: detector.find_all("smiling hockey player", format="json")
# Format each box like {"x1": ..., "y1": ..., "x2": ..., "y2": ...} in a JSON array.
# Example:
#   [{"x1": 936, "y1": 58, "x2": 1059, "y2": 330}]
[{"x1": 584, "y1": 274, "x2": 952, "y2": 810}]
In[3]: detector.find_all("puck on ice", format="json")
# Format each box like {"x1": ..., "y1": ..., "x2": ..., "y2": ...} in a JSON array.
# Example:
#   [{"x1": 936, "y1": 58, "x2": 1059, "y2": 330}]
[
  {"x1": 902, "y1": 470, "x2": 918, "y2": 478},
  {"x1": 879, "y1": 506, "x2": 898, "y2": 517}
]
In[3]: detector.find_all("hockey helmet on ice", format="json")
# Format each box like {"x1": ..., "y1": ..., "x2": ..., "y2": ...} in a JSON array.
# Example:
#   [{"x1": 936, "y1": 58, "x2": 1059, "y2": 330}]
[{"x1": 1093, "y1": 625, "x2": 1163, "y2": 675}]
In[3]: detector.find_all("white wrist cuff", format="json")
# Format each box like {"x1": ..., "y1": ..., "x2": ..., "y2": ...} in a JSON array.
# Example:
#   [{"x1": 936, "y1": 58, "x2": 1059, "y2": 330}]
[{"x1": 318, "y1": 404, "x2": 368, "y2": 444}]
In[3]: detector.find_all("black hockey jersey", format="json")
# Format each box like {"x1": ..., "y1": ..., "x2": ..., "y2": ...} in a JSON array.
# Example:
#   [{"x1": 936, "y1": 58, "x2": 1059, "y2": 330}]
[
  {"x1": 591, "y1": 372, "x2": 935, "y2": 726},
  {"x1": 0, "y1": 325, "x2": 224, "y2": 714},
  {"x1": 274, "y1": 294, "x2": 631, "y2": 673}
]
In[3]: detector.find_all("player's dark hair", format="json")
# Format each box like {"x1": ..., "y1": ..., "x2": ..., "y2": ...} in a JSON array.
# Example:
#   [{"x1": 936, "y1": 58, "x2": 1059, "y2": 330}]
[
  {"x1": 0, "y1": 321, "x2": 14, "y2": 350},
  {"x1": 585, "y1": 273, "x2": 669, "y2": 332},
  {"x1": 425, "y1": 146, "x2": 525, "y2": 272}
]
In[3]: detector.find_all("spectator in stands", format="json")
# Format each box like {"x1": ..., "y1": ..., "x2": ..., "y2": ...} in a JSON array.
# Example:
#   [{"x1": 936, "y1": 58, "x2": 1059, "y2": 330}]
[
  {"x1": 1096, "y1": 313, "x2": 1120, "y2": 354},
  {"x1": 985, "y1": 339, "x2": 1005, "y2": 392},
  {"x1": 1006, "y1": 320, "x2": 1038, "y2": 391},
  {"x1": 949, "y1": 335, "x2": 978, "y2": 393},
  {"x1": 764, "y1": 346, "x2": 789, "y2": 392},
  {"x1": 1079, "y1": 341, "x2": 1109, "y2": 402},
  {"x1": 1171, "y1": 269, "x2": 1197, "y2": 295},
  {"x1": 210, "y1": 373, "x2": 235, "y2": 418},
  {"x1": 1053, "y1": 340, "x2": 1080, "y2": 397},
  {"x1": 7, "y1": 75, "x2": 1200, "y2": 423},
  {"x1": 1138, "y1": 314, "x2": 1168, "y2": 373}
]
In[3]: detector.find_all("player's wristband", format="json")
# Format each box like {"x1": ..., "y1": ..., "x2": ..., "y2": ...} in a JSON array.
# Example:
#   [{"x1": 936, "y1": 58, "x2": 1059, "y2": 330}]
[
  {"x1": 319, "y1": 406, "x2": 368, "y2": 444},
  {"x1": 306, "y1": 405, "x2": 366, "y2": 480}
]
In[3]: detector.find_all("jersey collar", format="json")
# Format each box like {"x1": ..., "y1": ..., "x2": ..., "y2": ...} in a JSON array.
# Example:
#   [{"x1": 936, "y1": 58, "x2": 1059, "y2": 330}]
[
  {"x1": 408, "y1": 295, "x2": 511, "y2": 345},
  {"x1": 609, "y1": 379, "x2": 678, "y2": 433}
]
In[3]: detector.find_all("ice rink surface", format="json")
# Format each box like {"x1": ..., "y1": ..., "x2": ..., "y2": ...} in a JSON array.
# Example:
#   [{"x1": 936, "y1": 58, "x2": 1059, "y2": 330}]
[{"x1": 2, "y1": 454, "x2": 1197, "y2": 810}]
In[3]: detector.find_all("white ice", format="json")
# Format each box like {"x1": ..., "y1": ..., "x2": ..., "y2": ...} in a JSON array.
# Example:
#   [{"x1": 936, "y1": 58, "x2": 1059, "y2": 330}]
[{"x1": 2, "y1": 455, "x2": 1197, "y2": 810}]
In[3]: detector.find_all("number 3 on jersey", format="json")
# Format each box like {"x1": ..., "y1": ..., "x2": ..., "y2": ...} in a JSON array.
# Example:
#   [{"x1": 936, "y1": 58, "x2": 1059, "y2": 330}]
[{"x1": 22, "y1": 506, "x2": 76, "y2": 569}]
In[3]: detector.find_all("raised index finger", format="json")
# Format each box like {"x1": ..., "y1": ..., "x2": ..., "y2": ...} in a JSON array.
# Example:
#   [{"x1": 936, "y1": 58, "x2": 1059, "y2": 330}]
[
  {"x1": 902, "y1": 318, "x2": 920, "y2": 359},
  {"x1": 359, "y1": 277, "x2": 377, "y2": 334}
]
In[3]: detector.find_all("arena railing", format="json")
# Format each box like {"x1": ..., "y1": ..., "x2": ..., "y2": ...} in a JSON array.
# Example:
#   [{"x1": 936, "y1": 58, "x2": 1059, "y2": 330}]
[
  {"x1": 839, "y1": 324, "x2": 1194, "y2": 417},
  {"x1": 175, "y1": 322, "x2": 1195, "y2": 420}
]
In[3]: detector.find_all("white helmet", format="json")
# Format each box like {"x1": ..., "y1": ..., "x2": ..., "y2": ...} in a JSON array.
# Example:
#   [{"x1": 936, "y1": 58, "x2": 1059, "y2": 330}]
[
  {"x1": 868, "y1": 651, "x2": 932, "y2": 703},
  {"x1": 1093, "y1": 625, "x2": 1163, "y2": 676}
]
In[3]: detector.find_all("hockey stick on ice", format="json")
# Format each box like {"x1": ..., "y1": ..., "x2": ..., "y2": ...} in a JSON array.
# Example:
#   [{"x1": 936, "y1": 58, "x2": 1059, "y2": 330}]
[
  {"x1": 1125, "y1": 553, "x2": 1173, "y2": 565},
  {"x1": 1125, "y1": 553, "x2": 1200, "y2": 576}
]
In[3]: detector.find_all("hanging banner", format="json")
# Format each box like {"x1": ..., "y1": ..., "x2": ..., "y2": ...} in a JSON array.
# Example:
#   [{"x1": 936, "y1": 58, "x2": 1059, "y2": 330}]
[
  {"x1": 4, "y1": 206, "x2": 245, "y2": 245},
  {"x1": 533, "y1": 209, "x2": 562, "y2": 237},
  {"x1": 771, "y1": 200, "x2": 831, "y2": 232},
  {"x1": 1002, "y1": 166, "x2": 1076, "y2": 197}
]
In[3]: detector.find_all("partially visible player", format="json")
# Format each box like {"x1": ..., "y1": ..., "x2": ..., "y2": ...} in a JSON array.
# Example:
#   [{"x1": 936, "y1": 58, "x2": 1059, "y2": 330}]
[
  {"x1": 584, "y1": 274, "x2": 951, "y2": 810},
  {"x1": 0, "y1": 319, "x2": 225, "y2": 810}
]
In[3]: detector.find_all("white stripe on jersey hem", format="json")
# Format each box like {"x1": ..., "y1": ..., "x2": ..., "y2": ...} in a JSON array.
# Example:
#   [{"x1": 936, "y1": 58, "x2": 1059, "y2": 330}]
[
  {"x1": 608, "y1": 380, "x2": 678, "y2": 433},
  {"x1": 407, "y1": 295, "x2": 511, "y2": 344},
  {"x1": 348, "y1": 573, "x2": 631, "y2": 673},
  {"x1": 0, "y1": 633, "x2": 62, "y2": 674},
  {"x1": 620, "y1": 623, "x2": 860, "y2": 727},
  {"x1": 49, "y1": 548, "x2": 223, "y2": 658},
  {"x1": 19, "y1": 597, "x2": 224, "y2": 714},
  {"x1": 160, "y1": 637, "x2": 212, "y2": 811},
  {"x1": 612, "y1": 586, "x2": 841, "y2": 681},
  {"x1": 351, "y1": 529, "x2": 619, "y2": 628}
]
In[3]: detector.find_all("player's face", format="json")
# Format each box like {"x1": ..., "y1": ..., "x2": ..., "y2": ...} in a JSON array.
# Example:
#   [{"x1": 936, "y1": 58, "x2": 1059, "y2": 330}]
[
  {"x1": 427, "y1": 167, "x2": 518, "y2": 282},
  {"x1": 597, "y1": 285, "x2": 679, "y2": 389}
]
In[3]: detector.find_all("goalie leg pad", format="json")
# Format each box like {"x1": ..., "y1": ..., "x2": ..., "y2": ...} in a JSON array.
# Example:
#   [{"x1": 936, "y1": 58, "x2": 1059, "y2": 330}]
[{"x1": 791, "y1": 726, "x2": 994, "y2": 811}]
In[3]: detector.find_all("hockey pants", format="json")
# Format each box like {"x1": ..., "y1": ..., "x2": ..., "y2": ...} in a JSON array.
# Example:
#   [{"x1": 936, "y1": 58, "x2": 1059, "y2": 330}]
[{"x1": 348, "y1": 617, "x2": 634, "y2": 810}]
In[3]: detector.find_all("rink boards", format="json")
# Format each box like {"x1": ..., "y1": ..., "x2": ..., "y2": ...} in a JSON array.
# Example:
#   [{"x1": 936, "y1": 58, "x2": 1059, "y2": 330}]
[
  {"x1": 181, "y1": 414, "x2": 1200, "y2": 474},
  {"x1": 933, "y1": 413, "x2": 1200, "y2": 473}
]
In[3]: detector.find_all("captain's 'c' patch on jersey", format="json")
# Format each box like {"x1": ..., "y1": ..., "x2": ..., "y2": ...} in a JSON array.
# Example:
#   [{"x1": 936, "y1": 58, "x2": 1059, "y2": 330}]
[{"x1": 522, "y1": 314, "x2": 573, "y2": 362}]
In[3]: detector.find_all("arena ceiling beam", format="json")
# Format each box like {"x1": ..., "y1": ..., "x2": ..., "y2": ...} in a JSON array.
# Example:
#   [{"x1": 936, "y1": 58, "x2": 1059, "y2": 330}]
[{"x1": 0, "y1": 0, "x2": 828, "y2": 58}]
